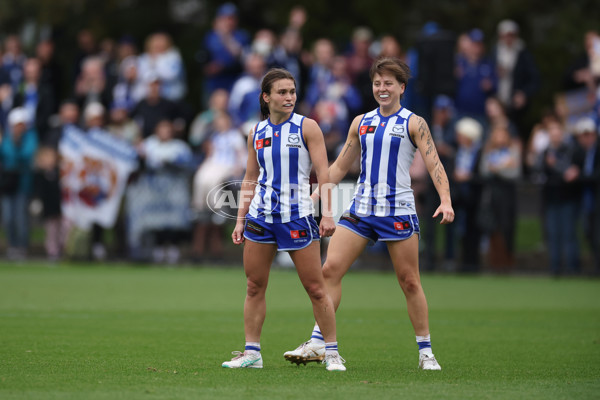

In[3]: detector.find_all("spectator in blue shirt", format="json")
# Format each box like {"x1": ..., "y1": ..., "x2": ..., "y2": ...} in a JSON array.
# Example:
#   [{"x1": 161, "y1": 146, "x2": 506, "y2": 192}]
[
  {"x1": 0, "y1": 107, "x2": 39, "y2": 260},
  {"x1": 199, "y1": 3, "x2": 250, "y2": 101},
  {"x1": 455, "y1": 29, "x2": 497, "y2": 123}
]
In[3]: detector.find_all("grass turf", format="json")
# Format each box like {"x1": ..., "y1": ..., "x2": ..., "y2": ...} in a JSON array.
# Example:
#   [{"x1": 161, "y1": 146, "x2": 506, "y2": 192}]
[{"x1": 0, "y1": 263, "x2": 598, "y2": 399}]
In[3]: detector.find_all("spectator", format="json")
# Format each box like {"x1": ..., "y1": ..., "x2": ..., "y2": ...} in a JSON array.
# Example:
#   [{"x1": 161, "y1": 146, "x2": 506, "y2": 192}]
[
  {"x1": 137, "y1": 32, "x2": 187, "y2": 102},
  {"x1": 452, "y1": 117, "x2": 483, "y2": 272},
  {"x1": 36, "y1": 39, "x2": 63, "y2": 102},
  {"x1": 563, "y1": 30, "x2": 600, "y2": 95},
  {"x1": 82, "y1": 102, "x2": 109, "y2": 261},
  {"x1": 199, "y1": 2, "x2": 250, "y2": 99},
  {"x1": 345, "y1": 27, "x2": 374, "y2": 83},
  {"x1": 99, "y1": 38, "x2": 119, "y2": 95},
  {"x1": 414, "y1": 22, "x2": 457, "y2": 121},
  {"x1": 191, "y1": 111, "x2": 246, "y2": 261},
  {"x1": 541, "y1": 119, "x2": 582, "y2": 275},
  {"x1": 309, "y1": 56, "x2": 362, "y2": 158},
  {"x1": 228, "y1": 52, "x2": 266, "y2": 129},
  {"x1": 74, "y1": 56, "x2": 112, "y2": 112},
  {"x1": 478, "y1": 125, "x2": 521, "y2": 271},
  {"x1": 107, "y1": 100, "x2": 142, "y2": 145},
  {"x1": 44, "y1": 99, "x2": 80, "y2": 149},
  {"x1": 287, "y1": 5, "x2": 307, "y2": 32},
  {"x1": 2, "y1": 35, "x2": 26, "y2": 93},
  {"x1": 33, "y1": 146, "x2": 67, "y2": 261},
  {"x1": 112, "y1": 55, "x2": 145, "y2": 111},
  {"x1": 249, "y1": 29, "x2": 277, "y2": 60},
  {"x1": 491, "y1": 20, "x2": 540, "y2": 139},
  {"x1": 268, "y1": 28, "x2": 307, "y2": 99},
  {"x1": 138, "y1": 119, "x2": 193, "y2": 264},
  {"x1": 12, "y1": 57, "x2": 56, "y2": 142},
  {"x1": 131, "y1": 77, "x2": 178, "y2": 138},
  {"x1": 305, "y1": 38, "x2": 336, "y2": 111},
  {"x1": 526, "y1": 109, "x2": 560, "y2": 181},
  {"x1": 455, "y1": 29, "x2": 497, "y2": 123},
  {"x1": 188, "y1": 88, "x2": 229, "y2": 153},
  {"x1": 483, "y1": 96, "x2": 519, "y2": 139},
  {"x1": 72, "y1": 29, "x2": 98, "y2": 84},
  {"x1": 0, "y1": 107, "x2": 38, "y2": 260},
  {"x1": 573, "y1": 117, "x2": 600, "y2": 273}
]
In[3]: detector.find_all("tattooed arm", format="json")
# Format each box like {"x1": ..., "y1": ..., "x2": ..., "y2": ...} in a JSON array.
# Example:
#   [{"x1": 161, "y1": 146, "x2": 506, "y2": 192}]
[
  {"x1": 311, "y1": 114, "x2": 362, "y2": 203},
  {"x1": 328, "y1": 114, "x2": 363, "y2": 185},
  {"x1": 409, "y1": 115, "x2": 455, "y2": 224}
]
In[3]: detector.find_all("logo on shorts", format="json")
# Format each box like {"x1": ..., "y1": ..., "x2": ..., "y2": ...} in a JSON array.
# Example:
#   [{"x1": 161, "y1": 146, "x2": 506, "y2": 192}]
[
  {"x1": 256, "y1": 138, "x2": 272, "y2": 150},
  {"x1": 290, "y1": 229, "x2": 308, "y2": 239},
  {"x1": 359, "y1": 125, "x2": 376, "y2": 135},
  {"x1": 394, "y1": 221, "x2": 411, "y2": 230},
  {"x1": 340, "y1": 212, "x2": 360, "y2": 225},
  {"x1": 246, "y1": 222, "x2": 264, "y2": 236}
]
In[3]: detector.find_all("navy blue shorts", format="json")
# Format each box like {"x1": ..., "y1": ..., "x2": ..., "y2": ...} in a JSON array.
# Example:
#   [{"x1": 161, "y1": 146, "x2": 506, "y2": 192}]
[
  {"x1": 243, "y1": 215, "x2": 320, "y2": 251},
  {"x1": 337, "y1": 212, "x2": 420, "y2": 244}
]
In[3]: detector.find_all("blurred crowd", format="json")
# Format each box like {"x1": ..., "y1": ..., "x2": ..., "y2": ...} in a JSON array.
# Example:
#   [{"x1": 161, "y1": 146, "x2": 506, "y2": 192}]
[{"x1": 0, "y1": 4, "x2": 599, "y2": 275}]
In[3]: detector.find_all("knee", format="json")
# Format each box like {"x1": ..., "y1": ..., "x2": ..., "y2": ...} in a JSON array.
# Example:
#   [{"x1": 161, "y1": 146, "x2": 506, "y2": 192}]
[
  {"x1": 398, "y1": 274, "x2": 422, "y2": 295},
  {"x1": 304, "y1": 282, "x2": 327, "y2": 302},
  {"x1": 246, "y1": 278, "x2": 266, "y2": 298},
  {"x1": 322, "y1": 260, "x2": 342, "y2": 283}
]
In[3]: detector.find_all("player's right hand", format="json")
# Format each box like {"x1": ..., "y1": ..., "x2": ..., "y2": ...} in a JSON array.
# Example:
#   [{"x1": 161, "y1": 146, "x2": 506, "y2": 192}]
[{"x1": 232, "y1": 221, "x2": 245, "y2": 245}]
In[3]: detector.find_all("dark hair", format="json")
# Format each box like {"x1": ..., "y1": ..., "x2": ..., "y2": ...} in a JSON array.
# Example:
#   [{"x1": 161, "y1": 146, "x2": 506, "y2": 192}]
[
  {"x1": 259, "y1": 68, "x2": 296, "y2": 120},
  {"x1": 369, "y1": 56, "x2": 411, "y2": 87}
]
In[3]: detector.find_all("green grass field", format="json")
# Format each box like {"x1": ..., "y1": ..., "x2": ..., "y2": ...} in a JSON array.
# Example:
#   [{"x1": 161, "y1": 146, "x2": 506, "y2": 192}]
[{"x1": 0, "y1": 263, "x2": 599, "y2": 400}]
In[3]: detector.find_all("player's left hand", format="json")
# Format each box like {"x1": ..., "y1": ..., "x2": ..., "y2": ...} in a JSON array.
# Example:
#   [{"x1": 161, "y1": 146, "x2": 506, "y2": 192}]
[
  {"x1": 319, "y1": 216, "x2": 336, "y2": 237},
  {"x1": 433, "y1": 203, "x2": 455, "y2": 225}
]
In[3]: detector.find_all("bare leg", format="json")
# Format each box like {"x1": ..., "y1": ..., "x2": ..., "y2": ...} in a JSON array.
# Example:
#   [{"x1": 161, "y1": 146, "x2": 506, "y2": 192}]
[
  {"x1": 387, "y1": 235, "x2": 429, "y2": 336},
  {"x1": 321, "y1": 227, "x2": 369, "y2": 310},
  {"x1": 243, "y1": 240, "x2": 277, "y2": 342},
  {"x1": 289, "y1": 242, "x2": 338, "y2": 343}
]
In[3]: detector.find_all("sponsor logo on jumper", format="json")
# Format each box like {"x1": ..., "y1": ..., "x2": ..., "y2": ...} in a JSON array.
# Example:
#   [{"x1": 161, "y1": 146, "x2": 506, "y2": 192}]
[
  {"x1": 360, "y1": 125, "x2": 377, "y2": 135},
  {"x1": 287, "y1": 135, "x2": 301, "y2": 147},
  {"x1": 256, "y1": 137, "x2": 272, "y2": 149},
  {"x1": 392, "y1": 124, "x2": 405, "y2": 133}
]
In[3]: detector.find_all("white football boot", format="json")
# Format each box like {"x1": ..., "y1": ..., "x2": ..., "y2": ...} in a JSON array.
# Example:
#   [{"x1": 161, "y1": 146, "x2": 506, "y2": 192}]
[
  {"x1": 322, "y1": 353, "x2": 346, "y2": 371},
  {"x1": 283, "y1": 339, "x2": 325, "y2": 365},
  {"x1": 419, "y1": 353, "x2": 442, "y2": 370},
  {"x1": 222, "y1": 351, "x2": 263, "y2": 369}
]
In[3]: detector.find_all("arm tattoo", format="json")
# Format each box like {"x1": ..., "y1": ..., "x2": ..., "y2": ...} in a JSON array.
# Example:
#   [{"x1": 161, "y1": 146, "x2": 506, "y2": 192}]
[
  {"x1": 417, "y1": 117, "x2": 448, "y2": 188},
  {"x1": 342, "y1": 139, "x2": 353, "y2": 157}
]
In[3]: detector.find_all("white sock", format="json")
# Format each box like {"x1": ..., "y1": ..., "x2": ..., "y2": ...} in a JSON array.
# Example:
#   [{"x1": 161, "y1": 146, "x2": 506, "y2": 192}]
[
  {"x1": 325, "y1": 341, "x2": 338, "y2": 355},
  {"x1": 245, "y1": 341, "x2": 261, "y2": 354},
  {"x1": 311, "y1": 323, "x2": 325, "y2": 345},
  {"x1": 416, "y1": 334, "x2": 433, "y2": 356}
]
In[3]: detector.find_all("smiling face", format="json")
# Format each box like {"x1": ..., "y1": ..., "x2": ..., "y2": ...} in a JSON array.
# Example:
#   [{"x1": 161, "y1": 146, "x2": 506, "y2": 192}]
[
  {"x1": 263, "y1": 78, "x2": 296, "y2": 116},
  {"x1": 372, "y1": 72, "x2": 405, "y2": 109}
]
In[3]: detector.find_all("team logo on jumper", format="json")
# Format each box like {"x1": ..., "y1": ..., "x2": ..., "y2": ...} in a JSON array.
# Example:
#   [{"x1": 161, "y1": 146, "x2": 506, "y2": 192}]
[
  {"x1": 290, "y1": 229, "x2": 308, "y2": 239},
  {"x1": 256, "y1": 137, "x2": 272, "y2": 149},
  {"x1": 392, "y1": 124, "x2": 405, "y2": 133},
  {"x1": 359, "y1": 125, "x2": 376, "y2": 135},
  {"x1": 394, "y1": 221, "x2": 411, "y2": 230}
]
